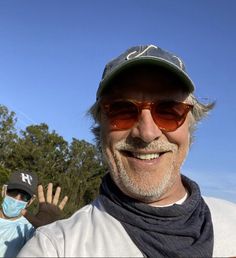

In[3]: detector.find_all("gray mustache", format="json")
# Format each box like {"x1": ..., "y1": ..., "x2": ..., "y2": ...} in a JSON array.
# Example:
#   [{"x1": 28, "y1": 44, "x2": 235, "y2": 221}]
[{"x1": 115, "y1": 137, "x2": 177, "y2": 153}]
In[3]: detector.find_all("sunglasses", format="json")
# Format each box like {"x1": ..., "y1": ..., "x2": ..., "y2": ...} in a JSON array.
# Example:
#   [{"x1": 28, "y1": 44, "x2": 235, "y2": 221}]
[
  {"x1": 7, "y1": 189, "x2": 31, "y2": 202},
  {"x1": 101, "y1": 99, "x2": 193, "y2": 132}
]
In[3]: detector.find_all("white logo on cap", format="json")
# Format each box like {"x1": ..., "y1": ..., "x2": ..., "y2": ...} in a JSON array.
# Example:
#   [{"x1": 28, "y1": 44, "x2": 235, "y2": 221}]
[
  {"x1": 21, "y1": 173, "x2": 33, "y2": 185},
  {"x1": 173, "y1": 55, "x2": 184, "y2": 69},
  {"x1": 126, "y1": 45, "x2": 158, "y2": 60}
]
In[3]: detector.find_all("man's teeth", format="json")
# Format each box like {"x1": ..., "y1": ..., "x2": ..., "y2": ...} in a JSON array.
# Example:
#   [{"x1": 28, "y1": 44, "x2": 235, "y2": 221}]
[{"x1": 132, "y1": 153, "x2": 160, "y2": 160}]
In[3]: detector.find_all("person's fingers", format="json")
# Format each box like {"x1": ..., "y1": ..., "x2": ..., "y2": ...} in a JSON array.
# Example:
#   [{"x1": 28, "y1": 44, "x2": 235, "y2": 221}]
[
  {"x1": 47, "y1": 183, "x2": 53, "y2": 203},
  {"x1": 58, "y1": 196, "x2": 68, "y2": 210},
  {"x1": 52, "y1": 186, "x2": 61, "y2": 206},
  {"x1": 38, "y1": 185, "x2": 46, "y2": 203}
]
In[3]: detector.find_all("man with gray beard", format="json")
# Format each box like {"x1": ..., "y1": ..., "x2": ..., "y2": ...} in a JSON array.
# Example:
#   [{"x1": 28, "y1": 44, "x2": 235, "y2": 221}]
[{"x1": 18, "y1": 44, "x2": 236, "y2": 257}]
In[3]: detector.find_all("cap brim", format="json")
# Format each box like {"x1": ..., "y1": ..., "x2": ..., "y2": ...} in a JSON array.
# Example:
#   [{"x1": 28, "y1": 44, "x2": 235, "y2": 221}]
[
  {"x1": 97, "y1": 57, "x2": 195, "y2": 99},
  {"x1": 7, "y1": 183, "x2": 34, "y2": 196}
]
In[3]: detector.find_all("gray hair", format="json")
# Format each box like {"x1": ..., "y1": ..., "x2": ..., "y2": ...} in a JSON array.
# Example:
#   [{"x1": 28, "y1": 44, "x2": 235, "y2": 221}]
[
  {"x1": 88, "y1": 93, "x2": 215, "y2": 149},
  {"x1": 186, "y1": 94, "x2": 215, "y2": 144}
]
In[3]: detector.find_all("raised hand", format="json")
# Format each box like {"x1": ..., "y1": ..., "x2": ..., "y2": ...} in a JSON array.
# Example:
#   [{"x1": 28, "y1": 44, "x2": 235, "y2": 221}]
[{"x1": 22, "y1": 183, "x2": 68, "y2": 228}]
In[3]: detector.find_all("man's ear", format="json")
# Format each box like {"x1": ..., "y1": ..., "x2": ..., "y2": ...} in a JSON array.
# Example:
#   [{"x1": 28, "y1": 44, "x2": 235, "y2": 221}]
[{"x1": 26, "y1": 195, "x2": 36, "y2": 208}]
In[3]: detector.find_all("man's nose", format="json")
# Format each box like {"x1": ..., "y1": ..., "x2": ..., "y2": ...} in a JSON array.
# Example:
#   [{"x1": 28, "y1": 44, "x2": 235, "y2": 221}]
[{"x1": 130, "y1": 109, "x2": 163, "y2": 143}]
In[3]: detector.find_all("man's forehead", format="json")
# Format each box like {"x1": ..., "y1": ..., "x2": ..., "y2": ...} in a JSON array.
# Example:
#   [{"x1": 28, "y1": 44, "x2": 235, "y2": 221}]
[{"x1": 102, "y1": 67, "x2": 189, "y2": 99}]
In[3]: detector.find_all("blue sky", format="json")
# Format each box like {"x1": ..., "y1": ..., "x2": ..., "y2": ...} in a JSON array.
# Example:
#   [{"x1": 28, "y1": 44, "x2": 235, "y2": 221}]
[{"x1": 0, "y1": 0, "x2": 235, "y2": 202}]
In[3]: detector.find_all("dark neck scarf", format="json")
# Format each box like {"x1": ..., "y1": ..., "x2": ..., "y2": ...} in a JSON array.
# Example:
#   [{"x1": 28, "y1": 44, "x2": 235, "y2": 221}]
[{"x1": 100, "y1": 174, "x2": 213, "y2": 258}]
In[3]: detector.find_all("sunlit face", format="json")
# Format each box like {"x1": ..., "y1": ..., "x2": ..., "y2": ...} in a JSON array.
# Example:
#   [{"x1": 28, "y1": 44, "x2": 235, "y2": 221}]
[{"x1": 100, "y1": 66, "x2": 192, "y2": 205}]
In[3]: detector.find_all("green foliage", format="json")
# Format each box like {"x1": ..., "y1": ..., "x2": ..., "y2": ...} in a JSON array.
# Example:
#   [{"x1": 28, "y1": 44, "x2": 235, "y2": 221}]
[
  {"x1": 0, "y1": 166, "x2": 11, "y2": 203},
  {"x1": 0, "y1": 105, "x2": 18, "y2": 168},
  {"x1": 0, "y1": 104, "x2": 106, "y2": 218},
  {"x1": 7, "y1": 124, "x2": 69, "y2": 180}
]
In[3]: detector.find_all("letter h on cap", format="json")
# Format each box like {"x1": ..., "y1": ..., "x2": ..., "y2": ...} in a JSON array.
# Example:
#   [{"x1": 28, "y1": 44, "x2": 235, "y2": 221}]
[{"x1": 21, "y1": 173, "x2": 33, "y2": 185}]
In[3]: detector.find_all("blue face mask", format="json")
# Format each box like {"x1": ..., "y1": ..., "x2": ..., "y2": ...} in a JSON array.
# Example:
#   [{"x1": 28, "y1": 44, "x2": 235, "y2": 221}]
[{"x1": 1, "y1": 195, "x2": 27, "y2": 218}]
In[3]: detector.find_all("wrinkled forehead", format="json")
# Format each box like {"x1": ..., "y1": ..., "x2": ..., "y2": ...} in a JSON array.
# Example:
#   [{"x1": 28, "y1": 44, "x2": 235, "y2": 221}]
[{"x1": 100, "y1": 64, "x2": 190, "y2": 101}]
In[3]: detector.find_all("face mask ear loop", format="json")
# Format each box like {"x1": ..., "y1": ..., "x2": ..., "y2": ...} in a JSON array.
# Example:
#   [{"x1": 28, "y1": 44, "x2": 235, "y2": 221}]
[{"x1": 2, "y1": 185, "x2": 7, "y2": 198}]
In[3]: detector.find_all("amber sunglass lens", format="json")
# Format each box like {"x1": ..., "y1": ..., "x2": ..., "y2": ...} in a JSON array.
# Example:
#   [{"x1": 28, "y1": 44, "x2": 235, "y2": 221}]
[
  {"x1": 153, "y1": 102, "x2": 189, "y2": 132},
  {"x1": 108, "y1": 101, "x2": 138, "y2": 130}
]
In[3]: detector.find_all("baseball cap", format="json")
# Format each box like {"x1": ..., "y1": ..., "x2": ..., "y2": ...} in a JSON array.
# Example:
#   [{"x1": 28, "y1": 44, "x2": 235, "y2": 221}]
[
  {"x1": 96, "y1": 44, "x2": 195, "y2": 99},
  {"x1": 7, "y1": 171, "x2": 38, "y2": 196}
]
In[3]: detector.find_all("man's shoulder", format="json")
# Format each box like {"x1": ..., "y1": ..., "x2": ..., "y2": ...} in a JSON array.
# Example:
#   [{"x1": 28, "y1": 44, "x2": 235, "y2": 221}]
[
  {"x1": 203, "y1": 197, "x2": 236, "y2": 256},
  {"x1": 203, "y1": 196, "x2": 236, "y2": 215},
  {"x1": 61, "y1": 197, "x2": 105, "y2": 222},
  {"x1": 34, "y1": 196, "x2": 133, "y2": 244},
  {"x1": 25, "y1": 197, "x2": 142, "y2": 257},
  {"x1": 203, "y1": 196, "x2": 236, "y2": 226},
  {"x1": 37, "y1": 197, "x2": 106, "y2": 233}
]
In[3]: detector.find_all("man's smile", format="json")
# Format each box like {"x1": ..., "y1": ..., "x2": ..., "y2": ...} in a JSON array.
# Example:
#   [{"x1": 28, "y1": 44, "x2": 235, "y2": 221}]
[{"x1": 120, "y1": 150, "x2": 166, "y2": 161}]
